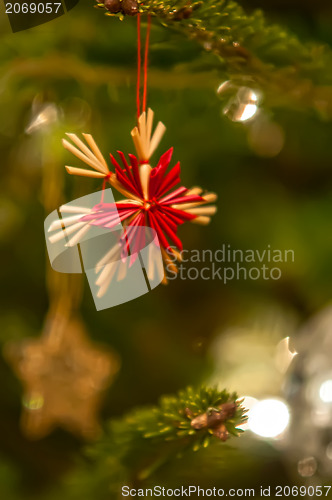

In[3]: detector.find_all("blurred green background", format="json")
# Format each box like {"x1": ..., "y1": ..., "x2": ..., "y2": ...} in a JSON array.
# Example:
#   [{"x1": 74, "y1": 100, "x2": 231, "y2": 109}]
[{"x1": 0, "y1": 0, "x2": 332, "y2": 498}]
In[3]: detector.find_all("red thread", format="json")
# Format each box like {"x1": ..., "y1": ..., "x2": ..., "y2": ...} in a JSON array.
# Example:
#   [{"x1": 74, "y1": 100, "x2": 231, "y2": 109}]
[
  {"x1": 137, "y1": 13, "x2": 152, "y2": 120},
  {"x1": 142, "y1": 14, "x2": 151, "y2": 113},
  {"x1": 100, "y1": 174, "x2": 111, "y2": 204},
  {"x1": 136, "y1": 13, "x2": 142, "y2": 122}
]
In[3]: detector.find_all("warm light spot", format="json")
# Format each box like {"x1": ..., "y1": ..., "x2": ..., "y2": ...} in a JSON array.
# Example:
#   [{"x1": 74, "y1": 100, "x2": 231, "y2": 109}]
[
  {"x1": 319, "y1": 379, "x2": 332, "y2": 403},
  {"x1": 248, "y1": 398, "x2": 290, "y2": 438},
  {"x1": 237, "y1": 103, "x2": 258, "y2": 122}
]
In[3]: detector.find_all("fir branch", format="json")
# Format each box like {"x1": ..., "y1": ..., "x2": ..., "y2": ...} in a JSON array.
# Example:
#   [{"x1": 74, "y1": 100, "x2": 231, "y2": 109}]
[
  {"x1": 60, "y1": 387, "x2": 247, "y2": 498},
  {"x1": 111, "y1": 386, "x2": 246, "y2": 445},
  {"x1": 97, "y1": 0, "x2": 332, "y2": 116}
]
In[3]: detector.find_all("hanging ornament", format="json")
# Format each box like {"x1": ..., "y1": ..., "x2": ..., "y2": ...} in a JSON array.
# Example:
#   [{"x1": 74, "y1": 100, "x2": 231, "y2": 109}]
[
  {"x1": 47, "y1": 13, "x2": 217, "y2": 297},
  {"x1": 44, "y1": 13, "x2": 217, "y2": 308},
  {"x1": 53, "y1": 109, "x2": 217, "y2": 294}
]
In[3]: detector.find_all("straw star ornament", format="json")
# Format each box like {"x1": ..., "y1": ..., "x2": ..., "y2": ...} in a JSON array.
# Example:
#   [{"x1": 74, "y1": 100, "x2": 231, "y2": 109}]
[
  {"x1": 49, "y1": 110, "x2": 217, "y2": 295},
  {"x1": 5, "y1": 315, "x2": 120, "y2": 439}
]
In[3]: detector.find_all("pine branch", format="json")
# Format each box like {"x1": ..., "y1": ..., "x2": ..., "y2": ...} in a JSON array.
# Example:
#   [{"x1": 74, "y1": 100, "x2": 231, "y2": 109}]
[
  {"x1": 59, "y1": 386, "x2": 247, "y2": 498},
  {"x1": 96, "y1": 0, "x2": 332, "y2": 117},
  {"x1": 110, "y1": 385, "x2": 245, "y2": 444}
]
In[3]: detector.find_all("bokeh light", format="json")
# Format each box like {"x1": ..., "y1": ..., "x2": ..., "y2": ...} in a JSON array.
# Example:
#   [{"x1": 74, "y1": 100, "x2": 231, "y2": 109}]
[
  {"x1": 319, "y1": 379, "x2": 332, "y2": 403},
  {"x1": 248, "y1": 398, "x2": 290, "y2": 438}
]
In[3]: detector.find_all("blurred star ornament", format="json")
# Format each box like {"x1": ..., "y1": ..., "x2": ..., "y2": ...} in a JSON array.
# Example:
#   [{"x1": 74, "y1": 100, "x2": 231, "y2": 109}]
[
  {"x1": 6, "y1": 95, "x2": 122, "y2": 439},
  {"x1": 5, "y1": 314, "x2": 120, "y2": 440}
]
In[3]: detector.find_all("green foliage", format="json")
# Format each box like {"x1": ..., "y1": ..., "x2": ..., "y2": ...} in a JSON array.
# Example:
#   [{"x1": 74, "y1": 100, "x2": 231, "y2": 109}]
[
  {"x1": 97, "y1": 0, "x2": 332, "y2": 116},
  {"x1": 110, "y1": 385, "x2": 245, "y2": 443},
  {"x1": 58, "y1": 386, "x2": 246, "y2": 498}
]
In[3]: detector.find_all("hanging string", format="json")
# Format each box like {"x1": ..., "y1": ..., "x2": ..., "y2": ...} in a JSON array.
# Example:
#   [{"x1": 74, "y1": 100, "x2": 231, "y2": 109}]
[
  {"x1": 101, "y1": 13, "x2": 150, "y2": 200},
  {"x1": 100, "y1": 173, "x2": 111, "y2": 204},
  {"x1": 136, "y1": 13, "x2": 152, "y2": 120},
  {"x1": 102, "y1": 12, "x2": 151, "y2": 200},
  {"x1": 136, "y1": 13, "x2": 142, "y2": 122},
  {"x1": 100, "y1": 175, "x2": 108, "y2": 203},
  {"x1": 142, "y1": 14, "x2": 151, "y2": 113}
]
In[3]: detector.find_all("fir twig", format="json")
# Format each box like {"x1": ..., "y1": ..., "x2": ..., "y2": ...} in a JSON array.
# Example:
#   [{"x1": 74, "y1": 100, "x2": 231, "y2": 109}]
[
  {"x1": 111, "y1": 385, "x2": 246, "y2": 445},
  {"x1": 97, "y1": 0, "x2": 332, "y2": 117},
  {"x1": 60, "y1": 386, "x2": 247, "y2": 499}
]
